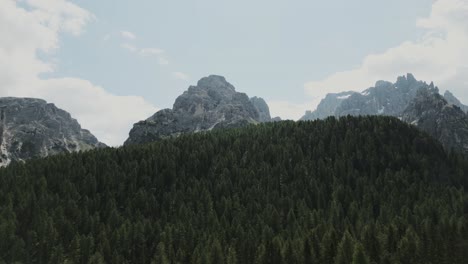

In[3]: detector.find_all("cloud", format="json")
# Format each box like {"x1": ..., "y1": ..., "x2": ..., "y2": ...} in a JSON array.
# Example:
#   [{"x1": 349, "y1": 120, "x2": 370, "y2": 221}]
[
  {"x1": 0, "y1": 0, "x2": 157, "y2": 146},
  {"x1": 121, "y1": 43, "x2": 169, "y2": 65},
  {"x1": 120, "y1": 30, "x2": 136, "y2": 40},
  {"x1": 140, "y1": 48, "x2": 164, "y2": 56},
  {"x1": 304, "y1": 0, "x2": 468, "y2": 111},
  {"x1": 26, "y1": 0, "x2": 94, "y2": 36},
  {"x1": 121, "y1": 43, "x2": 138, "y2": 53},
  {"x1": 35, "y1": 78, "x2": 157, "y2": 145},
  {"x1": 172, "y1": 72, "x2": 190, "y2": 81}
]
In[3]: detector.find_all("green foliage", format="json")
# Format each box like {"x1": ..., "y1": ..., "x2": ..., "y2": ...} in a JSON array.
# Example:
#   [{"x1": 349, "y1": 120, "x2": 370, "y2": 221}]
[
  {"x1": 335, "y1": 230, "x2": 355, "y2": 264},
  {"x1": 0, "y1": 116, "x2": 467, "y2": 263},
  {"x1": 352, "y1": 243, "x2": 370, "y2": 264}
]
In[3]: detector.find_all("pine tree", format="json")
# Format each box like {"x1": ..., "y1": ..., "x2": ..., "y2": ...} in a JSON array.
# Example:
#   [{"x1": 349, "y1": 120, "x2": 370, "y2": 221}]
[
  {"x1": 335, "y1": 231, "x2": 355, "y2": 264},
  {"x1": 352, "y1": 243, "x2": 370, "y2": 264}
]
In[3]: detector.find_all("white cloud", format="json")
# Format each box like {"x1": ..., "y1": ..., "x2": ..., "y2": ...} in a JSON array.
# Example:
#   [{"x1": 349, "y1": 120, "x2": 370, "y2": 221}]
[
  {"x1": 304, "y1": 0, "x2": 468, "y2": 111},
  {"x1": 0, "y1": 0, "x2": 158, "y2": 146},
  {"x1": 140, "y1": 48, "x2": 164, "y2": 56},
  {"x1": 120, "y1": 30, "x2": 136, "y2": 40},
  {"x1": 121, "y1": 43, "x2": 138, "y2": 53},
  {"x1": 26, "y1": 0, "x2": 94, "y2": 36},
  {"x1": 35, "y1": 78, "x2": 157, "y2": 145},
  {"x1": 121, "y1": 43, "x2": 169, "y2": 65},
  {"x1": 172, "y1": 72, "x2": 190, "y2": 81}
]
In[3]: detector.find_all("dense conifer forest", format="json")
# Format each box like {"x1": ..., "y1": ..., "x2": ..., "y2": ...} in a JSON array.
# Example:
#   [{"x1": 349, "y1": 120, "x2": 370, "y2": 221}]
[{"x1": 0, "y1": 116, "x2": 467, "y2": 263}]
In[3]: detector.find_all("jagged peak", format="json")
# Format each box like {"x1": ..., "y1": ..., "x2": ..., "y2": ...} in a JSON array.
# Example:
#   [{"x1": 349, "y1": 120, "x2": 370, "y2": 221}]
[
  {"x1": 126, "y1": 75, "x2": 271, "y2": 145},
  {"x1": 375, "y1": 80, "x2": 392, "y2": 88},
  {"x1": 406, "y1": 73, "x2": 417, "y2": 83},
  {"x1": 395, "y1": 73, "x2": 418, "y2": 86},
  {"x1": 444, "y1": 90, "x2": 455, "y2": 97},
  {"x1": 196, "y1": 75, "x2": 235, "y2": 91}
]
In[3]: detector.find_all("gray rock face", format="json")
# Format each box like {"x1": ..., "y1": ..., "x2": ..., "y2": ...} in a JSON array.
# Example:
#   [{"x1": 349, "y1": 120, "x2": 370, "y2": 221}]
[
  {"x1": 402, "y1": 88, "x2": 468, "y2": 154},
  {"x1": 0, "y1": 97, "x2": 105, "y2": 166},
  {"x1": 250, "y1": 96, "x2": 272, "y2": 122},
  {"x1": 335, "y1": 74, "x2": 425, "y2": 117},
  {"x1": 303, "y1": 74, "x2": 431, "y2": 119},
  {"x1": 125, "y1": 75, "x2": 273, "y2": 145},
  {"x1": 444, "y1": 90, "x2": 468, "y2": 113},
  {"x1": 301, "y1": 91, "x2": 357, "y2": 120},
  {"x1": 303, "y1": 73, "x2": 468, "y2": 154}
]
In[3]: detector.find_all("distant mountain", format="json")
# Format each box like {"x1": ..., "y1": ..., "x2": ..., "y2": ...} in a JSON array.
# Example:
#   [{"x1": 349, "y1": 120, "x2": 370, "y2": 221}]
[
  {"x1": 125, "y1": 75, "x2": 274, "y2": 145},
  {"x1": 301, "y1": 74, "x2": 468, "y2": 155},
  {"x1": 301, "y1": 91, "x2": 357, "y2": 120},
  {"x1": 302, "y1": 74, "x2": 427, "y2": 120},
  {"x1": 402, "y1": 87, "x2": 468, "y2": 154},
  {"x1": 0, "y1": 97, "x2": 105, "y2": 166},
  {"x1": 444, "y1": 90, "x2": 468, "y2": 113},
  {"x1": 250, "y1": 96, "x2": 272, "y2": 122}
]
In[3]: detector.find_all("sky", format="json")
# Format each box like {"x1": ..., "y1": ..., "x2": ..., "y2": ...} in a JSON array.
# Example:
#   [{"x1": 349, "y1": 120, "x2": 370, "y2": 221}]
[{"x1": 1, "y1": 0, "x2": 468, "y2": 146}]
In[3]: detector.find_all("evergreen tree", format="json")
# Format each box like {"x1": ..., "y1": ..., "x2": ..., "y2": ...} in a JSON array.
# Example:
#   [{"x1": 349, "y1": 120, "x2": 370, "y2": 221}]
[{"x1": 352, "y1": 243, "x2": 370, "y2": 264}]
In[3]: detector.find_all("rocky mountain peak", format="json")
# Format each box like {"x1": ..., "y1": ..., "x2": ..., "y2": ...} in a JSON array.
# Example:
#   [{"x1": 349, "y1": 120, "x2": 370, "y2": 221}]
[
  {"x1": 301, "y1": 74, "x2": 468, "y2": 155},
  {"x1": 0, "y1": 97, "x2": 105, "y2": 166},
  {"x1": 196, "y1": 75, "x2": 235, "y2": 91},
  {"x1": 250, "y1": 96, "x2": 272, "y2": 122},
  {"x1": 396, "y1": 73, "x2": 417, "y2": 88},
  {"x1": 302, "y1": 73, "x2": 428, "y2": 120},
  {"x1": 444, "y1": 90, "x2": 468, "y2": 113},
  {"x1": 402, "y1": 87, "x2": 468, "y2": 154},
  {"x1": 125, "y1": 75, "x2": 273, "y2": 145},
  {"x1": 301, "y1": 91, "x2": 357, "y2": 120},
  {"x1": 173, "y1": 75, "x2": 250, "y2": 116}
]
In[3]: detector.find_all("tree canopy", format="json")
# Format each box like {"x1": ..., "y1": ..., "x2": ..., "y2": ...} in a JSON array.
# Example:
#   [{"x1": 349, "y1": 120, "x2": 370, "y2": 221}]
[{"x1": 0, "y1": 116, "x2": 467, "y2": 263}]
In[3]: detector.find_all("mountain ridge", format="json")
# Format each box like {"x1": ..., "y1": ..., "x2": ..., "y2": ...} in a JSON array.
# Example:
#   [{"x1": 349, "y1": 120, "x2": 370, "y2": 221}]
[
  {"x1": 0, "y1": 97, "x2": 105, "y2": 166},
  {"x1": 125, "y1": 75, "x2": 275, "y2": 145},
  {"x1": 301, "y1": 74, "x2": 468, "y2": 155}
]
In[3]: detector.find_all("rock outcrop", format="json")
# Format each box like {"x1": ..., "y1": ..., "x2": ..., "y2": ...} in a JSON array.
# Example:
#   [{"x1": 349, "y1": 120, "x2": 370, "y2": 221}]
[
  {"x1": 444, "y1": 90, "x2": 468, "y2": 113},
  {"x1": 301, "y1": 91, "x2": 357, "y2": 120},
  {"x1": 125, "y1": 75, "x2": 273, "y2": 145},
  {"x1": 402, "y1": 88, "x2": 468, "y2": 154},
  {"x1": 335, "y1": 74, "x2": 427, "y2": 117},
  {"x1": 250, "y1": 96, "x2": 272, "y2": 122},
  {"x1": 301, "y1": 74, "x2": 428, "y2": 119},
  {"x1": 0, "y1": 97, "x2": 105, "y2": 166},
  {"x1": 302, "y1": 73, "x2": 468, "y2": 155}
]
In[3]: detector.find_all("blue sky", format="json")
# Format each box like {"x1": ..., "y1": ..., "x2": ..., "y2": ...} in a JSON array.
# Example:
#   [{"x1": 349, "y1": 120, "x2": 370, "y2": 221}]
[
  {"x1": 52, "y1": 0, "x2": 432, "y2": 109},
  {"x1": 1, "y1": 0, "x2": 467, "y2": 145}
]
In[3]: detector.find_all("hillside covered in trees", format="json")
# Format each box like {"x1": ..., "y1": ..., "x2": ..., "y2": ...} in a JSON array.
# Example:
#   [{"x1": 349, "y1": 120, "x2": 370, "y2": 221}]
[{"x1": 0, "y1": 116, "x2": 467, "y2": 263}]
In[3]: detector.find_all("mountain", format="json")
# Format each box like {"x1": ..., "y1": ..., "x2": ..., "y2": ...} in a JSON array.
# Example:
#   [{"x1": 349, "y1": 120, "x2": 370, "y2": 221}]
[
  {"x1": 301, "y1": 91, "x2": 357, "y2": 120},
  {"x1": 125, "y1": 75, "x2": 273, "y2": 145},
  {"x1": 250, "y1": 96, "x2": 271, "y2": 122},
  {"x1": 1, "y1": 116, "x2": 466, "y2": 263},
  {"x1": 402, "y1": 87, "x2": 468, "y2": 154},
  {"x1": 444, "y1": 90, "x2": 468, "y2": 113},
  {"x1": 301, "y1": 74, "x2": 429, "y2": 120},
  {"x1": 0, "y1": 97, "x2": 105, "y2": 166},
  {"x1": 302, "y1": 74, "x2": 468, "y2": 155}
]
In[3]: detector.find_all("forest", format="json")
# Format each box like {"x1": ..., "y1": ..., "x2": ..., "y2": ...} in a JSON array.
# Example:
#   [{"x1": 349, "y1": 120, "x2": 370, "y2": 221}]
[{"x1": 0, "y1": 116, "x2": 467, "y2": 263}]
